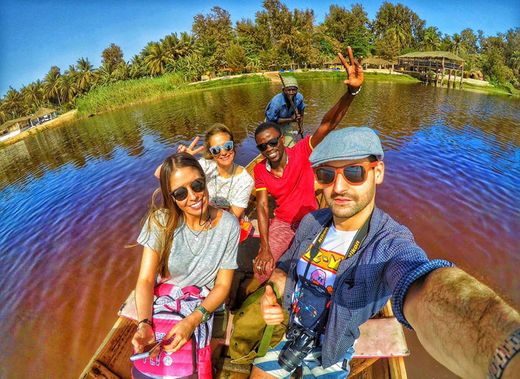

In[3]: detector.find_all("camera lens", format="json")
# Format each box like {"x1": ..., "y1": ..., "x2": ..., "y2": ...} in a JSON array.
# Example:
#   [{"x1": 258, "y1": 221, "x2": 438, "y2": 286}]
[{"x1": 278, "y1": 326, "x2": 316, "y2": 372}]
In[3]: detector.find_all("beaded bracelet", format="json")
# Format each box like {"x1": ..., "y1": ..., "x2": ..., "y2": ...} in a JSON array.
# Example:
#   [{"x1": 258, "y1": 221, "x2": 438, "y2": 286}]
[
  {"x1": 138, "y1": 318, "x2": 153, "y2": 328},
  {"x1": 348, "y1": 85, "x2": 362, "y2": 96}
]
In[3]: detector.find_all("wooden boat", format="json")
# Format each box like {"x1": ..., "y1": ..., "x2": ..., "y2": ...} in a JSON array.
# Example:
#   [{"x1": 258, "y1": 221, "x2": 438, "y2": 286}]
[{"x1": 80, "y1": 153, "x2": 409, "y2": 379}]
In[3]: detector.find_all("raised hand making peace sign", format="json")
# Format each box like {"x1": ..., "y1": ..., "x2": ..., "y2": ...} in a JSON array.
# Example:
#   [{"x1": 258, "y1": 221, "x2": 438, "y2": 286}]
[{"x1": 338, "y1": 46, "x2": 364, "y2": 93}]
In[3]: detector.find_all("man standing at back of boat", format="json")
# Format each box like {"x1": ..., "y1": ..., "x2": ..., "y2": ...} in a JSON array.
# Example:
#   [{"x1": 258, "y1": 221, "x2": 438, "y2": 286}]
[
  {"x1": 264, "y1": 76, "x2": 305, "y2": 147},
  {"x1": 253, "y1": 47, "x2": 363, "y2": 284}
]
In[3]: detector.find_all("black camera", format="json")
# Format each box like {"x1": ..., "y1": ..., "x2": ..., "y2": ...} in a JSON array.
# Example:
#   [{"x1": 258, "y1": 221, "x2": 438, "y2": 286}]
[{"x1": 278, "y1": 324, "x2": 317, "y2": 372}]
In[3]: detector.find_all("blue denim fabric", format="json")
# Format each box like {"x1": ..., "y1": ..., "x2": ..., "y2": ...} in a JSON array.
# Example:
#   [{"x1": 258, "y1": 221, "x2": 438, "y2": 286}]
[
  {"x1": 277, "y1": 207, "x2": 453, "y2": 368},
  {"x1": 265, "y1": 92, "x2": 305, "y2": 123}
]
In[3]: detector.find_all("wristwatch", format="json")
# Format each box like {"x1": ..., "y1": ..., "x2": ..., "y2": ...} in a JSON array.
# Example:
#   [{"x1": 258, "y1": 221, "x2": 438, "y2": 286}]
[
  {"x1": 195, "y1": 305, "x2": 211, "y2": 323},
  {"x1": 488, "y1": 328, "x2": 520, "y2": 379}
]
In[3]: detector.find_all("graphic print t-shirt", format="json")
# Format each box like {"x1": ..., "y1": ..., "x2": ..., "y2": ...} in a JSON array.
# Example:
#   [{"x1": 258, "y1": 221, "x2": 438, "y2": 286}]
[{"x1": 291, "y1": 225, "x2": 357, "y2": 326}]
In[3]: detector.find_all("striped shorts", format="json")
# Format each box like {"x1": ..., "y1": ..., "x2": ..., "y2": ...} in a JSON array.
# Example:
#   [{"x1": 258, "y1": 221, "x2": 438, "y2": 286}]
[
  {"x1": 255, "y1": 217, "x2": 300, "y2": 283},
  {"x1": 253, "y1": 337, "x2": 354, "y2": 379}
]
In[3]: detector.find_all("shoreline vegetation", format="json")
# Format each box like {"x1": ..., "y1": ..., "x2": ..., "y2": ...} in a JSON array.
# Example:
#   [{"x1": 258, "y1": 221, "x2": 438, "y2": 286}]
[
  {"x1": 2, "y1": 1, "x2": 519, "y2": 134},
  {"x1": 0, "y1": 69, "x2": 516, "y2": 147}
]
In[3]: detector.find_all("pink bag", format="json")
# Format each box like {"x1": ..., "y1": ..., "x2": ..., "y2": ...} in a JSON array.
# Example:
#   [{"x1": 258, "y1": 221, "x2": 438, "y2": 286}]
[{"x1": 132, "y1": 284, "x2": 213, "y2": 379}]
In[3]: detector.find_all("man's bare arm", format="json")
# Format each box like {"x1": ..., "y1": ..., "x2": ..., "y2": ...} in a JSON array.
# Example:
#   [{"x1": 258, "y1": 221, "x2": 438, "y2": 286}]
[
  {"x1": 404, "y1": 267, "x2": 520, "y2": 378},
  {"x1": 310, "y1": 47, "x2": 363, "y2": 147}
]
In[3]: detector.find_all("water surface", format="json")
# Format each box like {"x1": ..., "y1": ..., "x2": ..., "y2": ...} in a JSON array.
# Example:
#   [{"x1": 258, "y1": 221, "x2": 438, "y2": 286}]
[{"x1": 0, "y1": 79, "x2": 519, "y2": 378}]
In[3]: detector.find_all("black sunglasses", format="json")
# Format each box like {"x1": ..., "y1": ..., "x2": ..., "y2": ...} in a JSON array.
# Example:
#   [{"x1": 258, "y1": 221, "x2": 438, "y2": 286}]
[
  {"x1": 256, "y1": 136, "x2": 280, "y2": 152},
  {"x1": 170, "y1": 178, "x2": 205, "y2": 201},
  {"x1": 314, "y1": 162, "x2": 378, "y2": 186}
]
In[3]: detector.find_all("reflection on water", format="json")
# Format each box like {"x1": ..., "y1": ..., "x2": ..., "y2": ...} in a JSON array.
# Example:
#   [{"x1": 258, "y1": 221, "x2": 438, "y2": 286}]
[{"x1": 0, "y1": 80, "x2": 519, "y2": 378}]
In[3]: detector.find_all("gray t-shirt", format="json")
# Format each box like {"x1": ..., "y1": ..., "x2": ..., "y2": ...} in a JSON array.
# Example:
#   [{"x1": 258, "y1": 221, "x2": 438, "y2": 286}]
[{"x1": 137, "y1": 210, "x2": 239, "y2": 288}]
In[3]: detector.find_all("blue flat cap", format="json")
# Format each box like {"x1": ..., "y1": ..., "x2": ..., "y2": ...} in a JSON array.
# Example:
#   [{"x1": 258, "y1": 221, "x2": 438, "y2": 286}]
[{"x1": 309, "y1": 127, "x2": 384, "y2": 167}]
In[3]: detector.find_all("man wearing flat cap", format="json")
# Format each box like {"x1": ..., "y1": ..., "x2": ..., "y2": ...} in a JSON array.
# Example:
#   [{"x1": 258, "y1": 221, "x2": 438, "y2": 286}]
[
  {"x1": 264, "y1": 76, "x2": 305, "y2": 147},
  {"x1": 252, "y1": 127, "x2": 520, "y2": 378}
]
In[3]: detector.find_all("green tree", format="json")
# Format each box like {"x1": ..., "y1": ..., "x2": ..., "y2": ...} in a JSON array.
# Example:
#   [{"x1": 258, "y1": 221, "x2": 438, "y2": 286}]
[
  {"x1": 101, "y1": 43, "x2": 124, "y2": 73},
  {"x1": 2, "y1": 87, "x2": 25, "y2": 118},
  {"x1": 21, "y1": 80, "x2": 44, "y2": 112},
  {"x1": 192, "y1": 6, "x2": 234, "y2": 69},
  {"x1": 460, "y1": 28, "x2": 478, "y2": 55},
  {"x1": 225, "y1": 44, "x2": 248, "y2": 72},
  {"x1": 129, "y1": 55, "x2": 147, "y2": 79},
  {"x1": 75, "y1": 57, "x2": 95, "y2": 93},
  {"x1": 142, "y1": 42, "x2": 169, "y2": 76},
  {"x1": 43, "y1": 66, "x2": 62, "y2": 106},
  {"x1": 57, "y1": 72, "x2": 78, "y2": 105},
  {"x1": 373, "y1": 2, "x2": 425, "y2": 59},
  {"x1": 421, "y1": 26, "x2": 441, "y2": 51},
  {"x1": 323, "y1": 4, "x2": 370, "y2": 56}
]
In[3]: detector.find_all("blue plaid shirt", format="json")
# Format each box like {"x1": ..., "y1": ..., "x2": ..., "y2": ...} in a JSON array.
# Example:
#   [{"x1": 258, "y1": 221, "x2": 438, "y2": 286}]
[
  {"x1": 265, "y1": 92, "x2": 305, "y2": 123},
  {"x1": 277, "y1": 207, "x2": 453, "y2": 368}
]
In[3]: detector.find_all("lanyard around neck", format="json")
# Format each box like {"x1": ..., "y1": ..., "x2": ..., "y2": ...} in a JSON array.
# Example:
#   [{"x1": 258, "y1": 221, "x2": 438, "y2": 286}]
[{"x1": 303, "y1": 214, "x2": 372, "y2": 278}]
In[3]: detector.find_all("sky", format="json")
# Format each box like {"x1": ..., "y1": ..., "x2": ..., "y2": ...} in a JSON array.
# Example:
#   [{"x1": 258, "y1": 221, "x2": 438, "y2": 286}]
[{"x1": 1, "y1": 0, "x2": 519, "y2": 96}]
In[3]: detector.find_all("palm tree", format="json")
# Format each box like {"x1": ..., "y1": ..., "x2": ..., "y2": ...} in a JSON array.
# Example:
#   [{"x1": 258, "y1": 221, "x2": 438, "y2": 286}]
[
  {"x1": 129, "y1": 55, "x2": 146, "y2": 79},
  {"x1": 178, "y1": 32, "x2": 197, "y2": 57},
  {"x1": 452, "y1": 33, "x2": 462, "y2": 56},
  {"x1": 57, "y1": 73, "x2": 78, "y2": 104},
  {"x1": 43, "y1": 66, "x2": 62, "y2": 107},
  {"x1": 162, "y1": 33, "x2": 181, "y2": 63},
  {"x1": 2, "y1": 87, "x2": 25, "y2": 119},
  {"x1": 75, "y1": 57, "x2": 95, "y2": 93},
  {"x1": 21, "y1": 80, "x2": 44, "y2": 112},
  {"x1": 422, "y1": 27, "x2": 441, "y2": 51},
  {"x1": 112, "y1": 61, "x2": 130, "y2": 81},
  {"x1": 143, "y1": 42, "x2": 169, "y2": 76}
]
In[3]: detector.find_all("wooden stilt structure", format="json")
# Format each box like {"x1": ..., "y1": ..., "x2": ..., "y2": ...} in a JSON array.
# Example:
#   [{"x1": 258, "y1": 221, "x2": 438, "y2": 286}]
[{"x1": 397, "y1": 51, "x2": 464, "y2": 89}]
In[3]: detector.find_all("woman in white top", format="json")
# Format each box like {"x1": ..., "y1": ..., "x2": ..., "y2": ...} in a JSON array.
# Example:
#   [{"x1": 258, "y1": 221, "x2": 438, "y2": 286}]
[{"x1": 157, "y1": 124, "x2": 254, "y2": 219}]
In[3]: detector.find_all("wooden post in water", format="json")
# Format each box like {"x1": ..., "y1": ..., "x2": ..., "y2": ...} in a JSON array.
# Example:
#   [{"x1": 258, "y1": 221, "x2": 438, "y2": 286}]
[
  {"x1": 459, "y1": 62, "x2": 464, "y2": 89},
  {"x1": 441, "y1": 57, "x2": 445, "y2": 87},
  {"x1": 447, "y1": 70, "x2": 452, "y2": 88},
  {"x1": 434, "y1": 69, "x2": 439, "y2": 87},
  {"x1": 453, "y1": 71, "x2": 457, "y2": 89}
]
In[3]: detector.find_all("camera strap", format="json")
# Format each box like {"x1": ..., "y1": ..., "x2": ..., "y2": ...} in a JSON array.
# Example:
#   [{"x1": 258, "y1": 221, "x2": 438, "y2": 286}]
[{"x1": 291, "y1": 212, "x2": 373, "y2": 332}]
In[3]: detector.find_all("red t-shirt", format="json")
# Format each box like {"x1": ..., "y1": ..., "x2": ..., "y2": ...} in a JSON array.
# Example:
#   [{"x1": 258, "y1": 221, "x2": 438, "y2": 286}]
[{"x1": 254, "y1": 136, "x2": 318, "y2": 224}]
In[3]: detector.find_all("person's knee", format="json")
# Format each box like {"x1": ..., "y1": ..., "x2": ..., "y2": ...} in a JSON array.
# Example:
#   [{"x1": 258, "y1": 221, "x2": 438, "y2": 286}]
[{"x1": 250, "y1": 365, "x2": 277, "y2": 379}]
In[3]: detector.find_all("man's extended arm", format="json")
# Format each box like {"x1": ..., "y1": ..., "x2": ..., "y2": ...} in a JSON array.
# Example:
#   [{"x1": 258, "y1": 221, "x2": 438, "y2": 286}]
[
  {"x1": 404, "y1": 267, "x2": 520, "y2": 378},
  {"x1": 310, "y1": 47, "x2": 363, "y2": 147}
]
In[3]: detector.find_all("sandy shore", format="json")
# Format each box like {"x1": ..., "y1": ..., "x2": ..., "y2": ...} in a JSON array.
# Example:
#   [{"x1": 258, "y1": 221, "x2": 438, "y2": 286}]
[{"x1": 0, "y1": 110, "x2": 79, "y2": 147}]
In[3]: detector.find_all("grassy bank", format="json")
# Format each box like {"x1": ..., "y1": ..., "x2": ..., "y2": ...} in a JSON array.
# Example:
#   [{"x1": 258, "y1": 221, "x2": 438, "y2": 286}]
[
  {"x1": 461, "y1": 82, "x2": 520, "y2": 97},
  {"x1": 76, "y1": 73, "x2": 269, "y2": 115},
  {"x1": 72, "y1": 69, "x2": 520, "y2": 117}
]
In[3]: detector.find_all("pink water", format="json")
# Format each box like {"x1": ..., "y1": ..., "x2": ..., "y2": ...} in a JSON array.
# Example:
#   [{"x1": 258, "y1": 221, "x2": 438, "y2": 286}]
[{"x1": 0, "y1": 81, "x2": 518, "y2": 378}]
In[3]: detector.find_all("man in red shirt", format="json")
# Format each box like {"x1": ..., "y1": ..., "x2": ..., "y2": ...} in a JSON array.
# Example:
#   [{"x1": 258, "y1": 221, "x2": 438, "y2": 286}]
[{"x1": 253, "y1": 47, "x2": 364, "y2": 283}]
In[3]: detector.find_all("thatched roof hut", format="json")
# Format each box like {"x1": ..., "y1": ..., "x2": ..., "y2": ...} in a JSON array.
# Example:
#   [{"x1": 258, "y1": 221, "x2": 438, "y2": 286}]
[
  {"x1": 398, "y1": 51, "x2": 464, "y2": 62},
  {"x1": 398, "y1": 51, "x2": 464, "y2": 72},
  {"x1": 363, "y1": 56, "x2": 393, "y2": 68},
  {"x1": 0, "y1": 116, "x2": 31, "y2": 134}
]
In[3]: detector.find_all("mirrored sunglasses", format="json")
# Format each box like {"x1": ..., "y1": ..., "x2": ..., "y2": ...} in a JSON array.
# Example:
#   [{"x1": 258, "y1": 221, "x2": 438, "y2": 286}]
[
  {"x1": 256, "y1": 137, "x2": 280, "y2": 152},
  {"x1": 314, "y1": 162, "x2": 379, "y2": 186},
  {"x1": 170, "y1": 178, "x2": 205, "y2": 201},
  {"x1": 209, "y1": 140, "x2": 234, "y2": 156}
]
